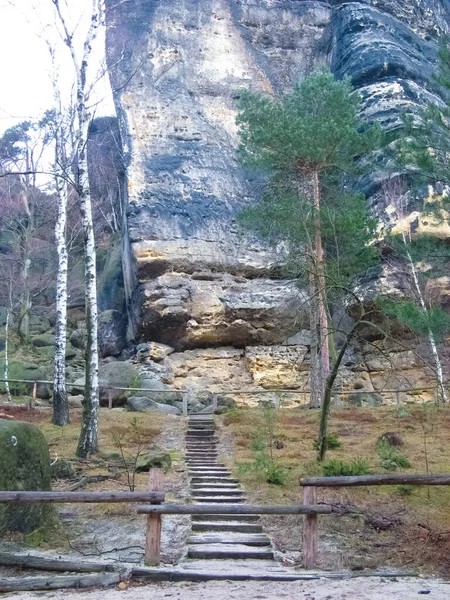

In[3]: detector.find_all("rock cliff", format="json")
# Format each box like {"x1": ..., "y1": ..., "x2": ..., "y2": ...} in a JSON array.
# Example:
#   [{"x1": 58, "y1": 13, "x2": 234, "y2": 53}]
[{"x1": 104, "y1": 0, "x2": 450, "y2": 402}]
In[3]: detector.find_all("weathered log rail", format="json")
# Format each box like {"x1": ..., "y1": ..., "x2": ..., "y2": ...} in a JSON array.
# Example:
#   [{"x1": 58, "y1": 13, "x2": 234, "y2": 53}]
[
  {"x1": 2, "y1": 471, "x2": 450, "y2": 579},
  {"x1": 0, "y1": 491, "x2": 164, "y2": 503},
  {"x1": 299, "y1": 473, "x2": 450, "y2": 567}
]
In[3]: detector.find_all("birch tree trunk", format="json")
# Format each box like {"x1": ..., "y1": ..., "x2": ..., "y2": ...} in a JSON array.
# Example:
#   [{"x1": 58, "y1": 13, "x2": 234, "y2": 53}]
[
  {"x1": 4, "y1": 306, "x2": 12, "y2": 404},
  {"x1": 76, "y1": 112, "x2": 100, "y2": 456},
  {"x1": 401, "y1": 233, "x2": 448, "y2": 403},
  {"x1": 52, "y1": 130, "x2": 69, "y2": 426},
  {"x1": 52, "y1": 0, "x2": 101, "y2": 455}
]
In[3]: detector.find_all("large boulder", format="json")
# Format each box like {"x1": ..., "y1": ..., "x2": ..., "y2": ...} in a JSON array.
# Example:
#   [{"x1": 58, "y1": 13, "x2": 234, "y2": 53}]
[
  {"x1": 98, "y1": 309, "x2": 127, "y2": 357},
  {"x1": 0, "y1": 420, "x2": 52, "y2": 533},
  {"x1": 73, "y1": 361, "x2": 140, "y2": 406},
  {"x1": 136, "y1": 449, "x2": 172, "y2": 472},
  {"x1": 126, "y1": 396, "x2": 181, "y2": 415},
  {"x1": 31, "y1": 333, "x2": 55, "y2": 348},
  {"x1": 139, "y1": 379, "x2": 181, "y2": 403},
  {"x1": 29, "y1": 315, "x2": 51, "y2": 335}
]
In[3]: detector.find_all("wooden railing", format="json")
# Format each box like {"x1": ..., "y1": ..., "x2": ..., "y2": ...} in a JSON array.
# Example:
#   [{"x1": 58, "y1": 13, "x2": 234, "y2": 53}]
[
  {"x1": 2, "y1": 472, "x2": 449, "y2": 571},
  {"x1": 300, "y1": 473, "x2": 450, "y2": 567}
]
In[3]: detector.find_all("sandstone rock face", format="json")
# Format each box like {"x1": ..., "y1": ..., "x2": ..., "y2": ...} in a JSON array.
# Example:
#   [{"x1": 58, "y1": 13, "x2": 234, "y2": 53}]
[
  {"x1": 104, "y1": 0, "x2": 450, "y2": 403},
  {"x1": 98, "y1": 309, "x2": 127, "y2": 357}
]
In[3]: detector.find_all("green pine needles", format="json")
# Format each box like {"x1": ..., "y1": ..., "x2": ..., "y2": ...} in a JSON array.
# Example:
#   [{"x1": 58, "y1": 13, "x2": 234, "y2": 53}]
[{"x1": 237, "y1": 69, "x2": 381, "y2": 296}]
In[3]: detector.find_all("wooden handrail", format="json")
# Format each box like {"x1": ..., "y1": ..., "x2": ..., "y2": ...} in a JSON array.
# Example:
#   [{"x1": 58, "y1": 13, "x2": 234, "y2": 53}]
[
  {"x1": 301, "y1": 474, "x2": 450, "y2": 487},
  {"x1": 0, "y1": 491, "x2": 165, "y2": 503},
  {"x1": 137, "y1": 503, "x2": 331, "y2": 515}
]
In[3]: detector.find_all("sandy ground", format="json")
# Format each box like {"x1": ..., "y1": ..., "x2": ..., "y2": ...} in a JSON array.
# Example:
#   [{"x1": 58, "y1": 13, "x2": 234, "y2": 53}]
[{"x1": 8, "y1": 577, "x2": 450, "y2": 600}]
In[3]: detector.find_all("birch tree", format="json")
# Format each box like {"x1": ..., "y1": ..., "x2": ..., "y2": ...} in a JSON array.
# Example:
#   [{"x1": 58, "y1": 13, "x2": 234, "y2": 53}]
[
  {"x1": 381, "y1": 180, "x2": 449, "y2": 404},
  {"x1": 51, "y1": 0, "x2": 103, "y2": 455}
]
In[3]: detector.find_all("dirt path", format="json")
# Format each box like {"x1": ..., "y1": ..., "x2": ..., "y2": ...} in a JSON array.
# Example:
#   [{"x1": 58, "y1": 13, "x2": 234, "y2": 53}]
[{"x1": 9, "y1": 577, "x2": 450, "y2": 600}]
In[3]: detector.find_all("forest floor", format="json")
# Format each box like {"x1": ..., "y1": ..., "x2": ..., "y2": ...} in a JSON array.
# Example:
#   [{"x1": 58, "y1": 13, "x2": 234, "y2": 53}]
[{"x1": 220, "y1": 404, "x2": 450, "y2": 577}]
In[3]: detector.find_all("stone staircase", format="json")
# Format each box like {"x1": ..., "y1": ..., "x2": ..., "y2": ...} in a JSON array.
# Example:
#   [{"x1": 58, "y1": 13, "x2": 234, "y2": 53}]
[{"x1": 185, "y1": 414, "x2": 274, "y2": 561}]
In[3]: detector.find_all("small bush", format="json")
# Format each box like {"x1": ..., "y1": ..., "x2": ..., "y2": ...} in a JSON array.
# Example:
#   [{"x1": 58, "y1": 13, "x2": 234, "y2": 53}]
[
  {"x1": 223, "y1": 406, "x2": 243, "y2": 426},
  {"x1": 377, "y1": 441, "x2": 411, "y2": 471},
  {"x1": 396, "y1": 484, "x2": 414, "y2": 496},
  {"x1": 322, "y1": 458, "x2": 371, "y2": 477},
  {"x1": 265, "y1": 462, "x2": 288, "y2": 486},
  {"x1": 313, "y1": 433, "x2": 342, "y2": 451},
  {"x1": 377, "y1": 432, "x2": 403, "y2": 447}
]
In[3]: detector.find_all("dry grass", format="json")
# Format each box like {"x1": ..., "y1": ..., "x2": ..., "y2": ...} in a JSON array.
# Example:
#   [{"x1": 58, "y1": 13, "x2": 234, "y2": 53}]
[{"x1": 220, "y1": 404, "x2": 450, "y2": 574}]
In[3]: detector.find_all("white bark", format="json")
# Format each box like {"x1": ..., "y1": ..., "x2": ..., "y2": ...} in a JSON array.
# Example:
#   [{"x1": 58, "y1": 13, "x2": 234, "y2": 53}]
[
  {"x1": 52, "y1": 0, "x2": 101, "y2": 455},
  {"x1": 52, "y1": 129, "x2": 69, "y2": 426},
  {"x1": 4, "y1": 307, "x2": 12, "y2": 403},
  {"x1": 402, "y1": 232, "x2": 448, "y2": 403}
]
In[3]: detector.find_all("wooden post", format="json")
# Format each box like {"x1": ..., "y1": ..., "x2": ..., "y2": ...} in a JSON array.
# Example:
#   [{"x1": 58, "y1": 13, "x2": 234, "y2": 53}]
[
  {"x1": 107, "y1": 389, "x2": 113, "y2": 410},
  {"x1": 182, "y1": 393, "x2": 188, "y2": 416},
  {"x1": 31, "y1": 383, "x2": 37, "y2": 409},
  {"x1": 145, "y1": 468, "x2": 164, "y2": 566},
  {"x1": 302, "y1": 486, "x2": 318, "y2": 569}
]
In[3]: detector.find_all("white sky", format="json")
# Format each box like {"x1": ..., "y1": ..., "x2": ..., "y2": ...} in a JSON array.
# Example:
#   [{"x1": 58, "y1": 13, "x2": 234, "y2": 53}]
[{"x1": 0, "y1": 0, "x2": 115, "y2": 135}]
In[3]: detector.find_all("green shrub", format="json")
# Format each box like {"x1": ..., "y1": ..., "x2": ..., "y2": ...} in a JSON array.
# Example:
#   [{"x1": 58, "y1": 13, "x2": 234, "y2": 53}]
[
  {"x1": 0, "y1": 360, "x2": 26, "y2": 395},
  {"x1": 377, "y1": 441, "x2": 411, "y2": 471},
  {"x1": 322, "y1": 458, "x2": 371, "y2": 477},
  {"x1": 396, "y1": 484, "x2": 414, "y2": 496},
  {"x1": 265, "y1": 462, "x2": 288, "y2": 486},
  {"x1": 313, "y1": 433, "x2": 342, "y2": 451}
]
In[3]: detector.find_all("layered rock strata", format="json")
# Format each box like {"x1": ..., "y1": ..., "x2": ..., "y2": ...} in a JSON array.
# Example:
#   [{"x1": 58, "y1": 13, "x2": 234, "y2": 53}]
[{"x1": 104, "y1": 0, "x2": 450, "y2": 401}]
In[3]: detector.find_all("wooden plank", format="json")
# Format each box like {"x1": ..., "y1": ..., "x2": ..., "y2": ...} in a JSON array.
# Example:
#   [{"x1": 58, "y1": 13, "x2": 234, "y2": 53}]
[
  {"x1": 137, "y1": 504, "x2": 331, "y2": 515},
  {"x1": 303, "y1": 486, "x2": 318, "y2": 569},
  {"x1": 301, "y1": 474, "x2": 450, "y2": 487},
  {"x1": 145, "y1": 468, "x2": 164, "y2": 567},
  {"x1": 0, "y1": 491, "x2": 164, "y2": 503},
  {"x1": 0, "y1": 573, "x2": 120, "y2": 592},
  {"x1": 0, "y1": 552, "x2": 116, "y2": 573}
]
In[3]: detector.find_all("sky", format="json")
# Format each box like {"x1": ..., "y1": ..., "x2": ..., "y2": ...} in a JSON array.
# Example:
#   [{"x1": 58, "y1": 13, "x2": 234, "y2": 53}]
[{"x1": 0, "y1": 0, "x2": 115, "y2": 135}]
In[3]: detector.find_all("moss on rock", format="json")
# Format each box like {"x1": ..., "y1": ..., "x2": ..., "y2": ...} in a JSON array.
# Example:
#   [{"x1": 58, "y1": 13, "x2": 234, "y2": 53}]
[{"x1": 0, "y1": 419, "x2": 53, "y2": 533}]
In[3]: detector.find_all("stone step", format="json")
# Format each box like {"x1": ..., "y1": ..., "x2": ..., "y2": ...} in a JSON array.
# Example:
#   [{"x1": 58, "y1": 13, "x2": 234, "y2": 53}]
[
  {"x1": 185, "y1": 444, "x2": 218, "y2": 448},
  {"x1": 188, "y1": 533, "x2": 271, "y2": 546},
  {"x1": 193, "y1": 496, "x2": 246, "y2": 503},
  {"x1": 191, "y1": 489, "x2": 244, "y2": 496},
  {"x1": 185, "y1": 453, "x2": 219, "y2": 458},
  {"x1": 187, "y1": 464, "x2": 222, "y2": 468},
  {"x1": 186, "y1": 456, "x2": 219, "y2": 460},
  {"x1": 189, "y1": 472, "x2": 231, "y2": 478},
  {"x1": 187, "y1": 544, "x2": 274, "y2": 560},
  {"x1": 191, "y1": 483, "x2": 241, "y2": 489},
  {"x1": 186, "y1": 429, "x2": 215, "y2": 435},
  {"x1": 191, "y1": 475, "x2": 239, "y2": 485},
  {"x1": 191, "y1": 522, "x2": 263, "y2": 533},
  {"x1": 188, "y1": 468, "x2": 229, "y2": 473},
  {"x1": 191, "y1": 514, "x2": 260, "y2": 523}
]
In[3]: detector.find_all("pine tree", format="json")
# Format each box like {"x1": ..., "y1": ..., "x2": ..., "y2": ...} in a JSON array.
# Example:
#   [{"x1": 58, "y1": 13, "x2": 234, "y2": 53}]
[{"x1": 237, "y1": 70, "x2": 380, "y2": 411}]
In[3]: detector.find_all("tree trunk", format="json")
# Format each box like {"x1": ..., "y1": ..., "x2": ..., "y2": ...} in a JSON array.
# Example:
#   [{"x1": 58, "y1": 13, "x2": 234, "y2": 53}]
[
  {"x1": 402, "y1": 234, "x2": 448, "y2": 403},
  {"x1": 4, "y1": 307, "x2": 12, "y2": 403},
  {"x1": 75, "y1": 115, "x2": 100, "y2": 457},
  {"x1": 52, "y1": 132, "x2": 69, "y2": 426},
  {"x1": 317, "y1": 321, "x2": 359, "y2": 461},
  {"x1": 309, "y1": 272, "x2": 322, "y2": 408},
  {"x1": 312, "y1": 170, "x2": 330, "y2": 389},
  {"x1": 52, "y1": 0, "x2": 102, "y2": 456}
]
